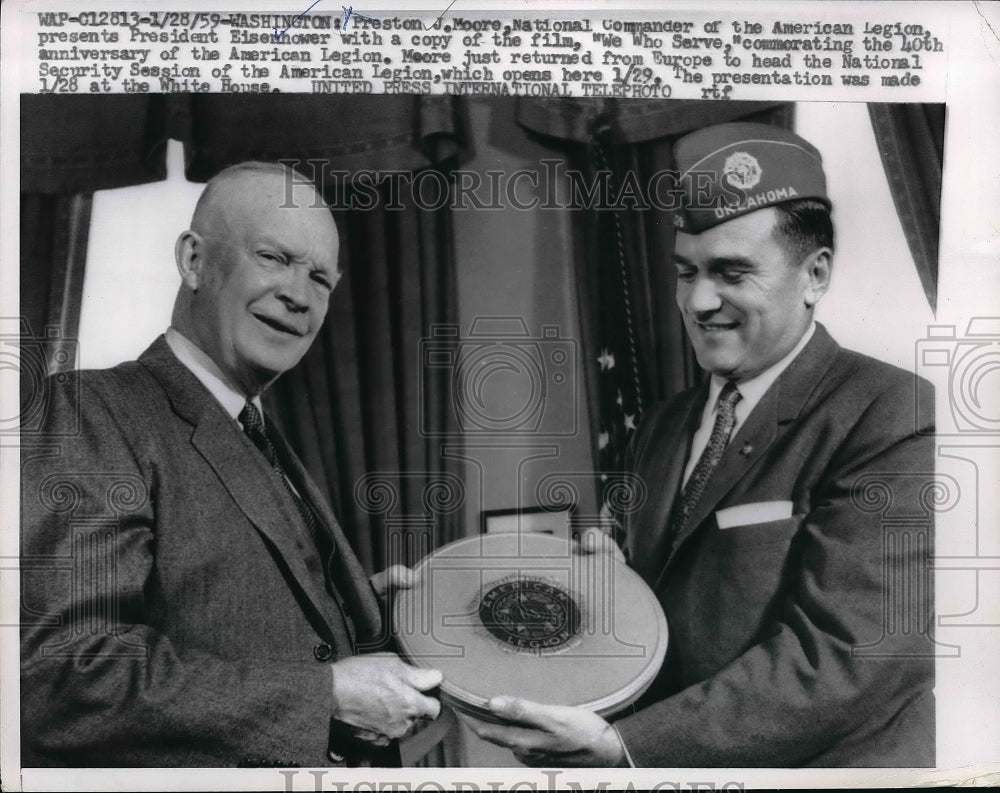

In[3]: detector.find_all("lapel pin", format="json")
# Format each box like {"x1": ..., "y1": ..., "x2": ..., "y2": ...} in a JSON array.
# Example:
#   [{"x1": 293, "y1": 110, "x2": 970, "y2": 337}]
[{"x1": 740, "y1": 443, "x2": 754, "y2": 457}]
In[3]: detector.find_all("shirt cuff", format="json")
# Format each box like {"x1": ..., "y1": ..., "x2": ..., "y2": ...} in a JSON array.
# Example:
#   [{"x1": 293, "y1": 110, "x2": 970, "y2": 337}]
[{"x1": 613, "y1": 725, "x2": 637, "y2": 767}]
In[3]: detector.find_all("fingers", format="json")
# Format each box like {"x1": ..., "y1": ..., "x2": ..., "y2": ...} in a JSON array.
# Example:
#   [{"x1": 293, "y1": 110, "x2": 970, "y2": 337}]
[
  {"x1": 513, "y1": 747, "x2": 551, "y2": 767},
  {"x1": 369, "y1": 570, "x2": 389, "y2": 598},
  {"x1": 580, "y1": 527, "x2": 601, "y2": 554},
  {"x1": 468, "y1": 719, "x2": 553, "y2": 754},
  {"x1": 488, "y1": 696, "x2": 559, "y2": 730},
  {"x1": 386, "y1": 564, "x2": 418, "y2": 589},
  {"x1": 401, "y1": 664, "x2": 443, "y2": 691},
  {"x1": 412, "y1": 691, "x2": 442, "y2": 721},
  {"x1": 371, "y1": 565, "x2": 419, "y2": 597},
  {"x1": 374, "y1": 686, "x2": 438, "y2": 738},
  {"x1": 329, "y1": 653, "x2": 443, "y2": 744},
  {"x1": 469, "y1": 705, "x2": 623, "y2": 767},
  {"x1": 354, "y1": 729, "x2": 392, "y2": 747},
  {"x1": 575, "y1": 528, "x2": 625, "y2": 561},
  {"x1": 393, "y1": 660, "x2": 441, "y2": 719}
]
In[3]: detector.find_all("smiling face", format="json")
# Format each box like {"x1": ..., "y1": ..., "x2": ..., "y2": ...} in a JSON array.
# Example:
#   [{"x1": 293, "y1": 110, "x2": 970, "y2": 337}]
[
  {"x1": 176, "y1": 169, "x2": 340, "y2": 395},
  {"x1": 673, "y1": 207, "x2": 829, "y2": 383}
]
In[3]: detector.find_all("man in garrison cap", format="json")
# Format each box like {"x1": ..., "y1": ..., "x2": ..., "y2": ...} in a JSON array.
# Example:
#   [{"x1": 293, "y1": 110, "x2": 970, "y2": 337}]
[{"x1": 470, "y1": 123, "x2": 936, "y2": 767}]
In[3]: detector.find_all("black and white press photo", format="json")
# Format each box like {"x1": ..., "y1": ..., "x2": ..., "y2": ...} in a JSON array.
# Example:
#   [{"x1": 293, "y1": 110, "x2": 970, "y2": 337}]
[{"x1": 3, "y1": 1, "x2": 999, "y2": 789}]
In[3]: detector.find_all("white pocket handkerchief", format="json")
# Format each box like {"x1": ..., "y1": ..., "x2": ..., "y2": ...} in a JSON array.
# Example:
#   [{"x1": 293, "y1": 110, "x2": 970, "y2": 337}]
[{"x1": 716, "y1": 501, "x2": 794, "y2": 529}]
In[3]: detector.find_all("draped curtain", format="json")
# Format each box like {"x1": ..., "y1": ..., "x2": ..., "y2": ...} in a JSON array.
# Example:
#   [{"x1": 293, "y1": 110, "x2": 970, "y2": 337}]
[
  {"x1": 868, "y1": 103, "x2": 945, "y2": 313},
  {"x1": 19, "y1": 194, "x2": 92, "y2": 376},
  {"x1": 21, "y1": 94, "x2": 173, "y2": 399},
  {"x1": 515, "y1": 99, "x2": 793, "y2": 528},
  {"x1": 20, "y1": 94, "x2": 468, "y2": 573}
]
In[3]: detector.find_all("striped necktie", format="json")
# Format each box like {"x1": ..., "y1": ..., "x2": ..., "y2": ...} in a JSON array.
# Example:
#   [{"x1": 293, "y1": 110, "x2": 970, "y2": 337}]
[
  {"x1": 239, "y1": 401, "x2": 331, "y2": 559},
  {"x1": 667, "y1": 381, "x2": 742, "y2": 551}
]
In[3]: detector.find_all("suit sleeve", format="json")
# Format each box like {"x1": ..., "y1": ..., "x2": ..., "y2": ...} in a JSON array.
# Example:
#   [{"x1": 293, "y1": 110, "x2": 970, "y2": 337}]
[
  {"x1": 615, "y1": 375, "x2": 935, "y2": 767},
  {"x1": 20, "y1": 375, "x2": 335, "y2": 767}
]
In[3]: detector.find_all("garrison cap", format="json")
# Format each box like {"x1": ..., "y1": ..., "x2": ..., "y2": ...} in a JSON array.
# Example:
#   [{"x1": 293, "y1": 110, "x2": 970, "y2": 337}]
[{"x1": 672, "y1": 122, "x2": 829, "y2": 233}]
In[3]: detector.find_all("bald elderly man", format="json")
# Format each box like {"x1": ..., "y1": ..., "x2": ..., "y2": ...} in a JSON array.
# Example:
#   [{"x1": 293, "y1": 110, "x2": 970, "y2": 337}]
[
  {"x1": 21, "y1": 162, "x2": 441, "y2": 767},
  {"x1": 470, "y1": 123, "x2": 935, "y2": 767}
]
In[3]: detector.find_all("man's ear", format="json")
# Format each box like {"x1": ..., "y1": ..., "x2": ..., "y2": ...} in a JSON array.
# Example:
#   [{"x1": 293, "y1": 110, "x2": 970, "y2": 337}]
[
  {"x1": 803, "y1": 247, "x2": 832, "y2": 308},
  {"x1": 175, "y1": 230, "x2": 206, "y2": 291}
]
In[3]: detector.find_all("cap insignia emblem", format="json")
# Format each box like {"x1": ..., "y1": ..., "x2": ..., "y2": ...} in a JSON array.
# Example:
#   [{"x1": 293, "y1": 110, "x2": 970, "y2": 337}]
[{"x1": 723, "y1": 151, "x2": 762, "y2": 190}]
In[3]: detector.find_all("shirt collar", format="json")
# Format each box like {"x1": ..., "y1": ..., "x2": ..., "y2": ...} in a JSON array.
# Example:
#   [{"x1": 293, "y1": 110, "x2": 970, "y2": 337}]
[
  {"x1": 705, "y1": 321, "x2": 816, "y2": 418},
  {"x1": 165, "y1": 327, "x2": 263, "y2": 423}
]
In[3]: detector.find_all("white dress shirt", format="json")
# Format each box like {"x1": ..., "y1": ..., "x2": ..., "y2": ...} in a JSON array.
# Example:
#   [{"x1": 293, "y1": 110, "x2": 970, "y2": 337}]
[
  {"x1": 165, "y1": 327, "x2": 263, "y2": 429},
  {"x1": 681, "y1": 322, "x2": 816, "y2": 487}
]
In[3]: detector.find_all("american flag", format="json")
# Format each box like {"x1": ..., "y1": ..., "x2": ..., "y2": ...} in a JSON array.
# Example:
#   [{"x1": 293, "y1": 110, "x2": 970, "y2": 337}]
[{"x1": 590, "y1": 137, "x2": 645, "y2": 545}]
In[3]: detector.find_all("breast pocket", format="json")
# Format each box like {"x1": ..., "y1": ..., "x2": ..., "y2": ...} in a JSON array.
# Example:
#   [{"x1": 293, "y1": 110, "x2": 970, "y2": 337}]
[{"x1": 716, "y1": 514, "x2": 803, "y2": 548}]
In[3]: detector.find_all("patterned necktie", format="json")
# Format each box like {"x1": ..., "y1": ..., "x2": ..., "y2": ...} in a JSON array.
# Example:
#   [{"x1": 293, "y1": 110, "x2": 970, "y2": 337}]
[
  {"x1": 667, "y1": 381, "x2": 743, "y2": 550},
  {"x1": 239, "y1": 401, "x2": 330, "y2": 559}
]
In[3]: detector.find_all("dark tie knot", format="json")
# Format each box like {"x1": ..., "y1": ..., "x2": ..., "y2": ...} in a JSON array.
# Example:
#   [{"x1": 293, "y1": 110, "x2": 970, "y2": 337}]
[
  {"x1": 718, "y1": 381, "x2": 742, "y2": 416},
  {"x1": 239, "y1": 401, "x2": 265, "y2": 435},
  {"x1": 239, "y1": 401, "x2": 274, "y2": 465}
]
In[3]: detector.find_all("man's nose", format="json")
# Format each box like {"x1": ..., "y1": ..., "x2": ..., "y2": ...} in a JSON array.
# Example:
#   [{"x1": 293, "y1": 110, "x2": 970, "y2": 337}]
[
  {"x1": 276, "y1": 267, "x2": 310, "y2": 310},
  {"x1": 686, "y1": 275, "x2": 723, "y2": 314}
]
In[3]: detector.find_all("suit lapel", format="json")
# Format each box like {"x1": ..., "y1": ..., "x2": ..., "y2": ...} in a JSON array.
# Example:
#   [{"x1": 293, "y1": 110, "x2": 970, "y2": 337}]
[
  {"x1": 269, "y1": 428, "x2": 382, "y2": 643},
  {"x1": 139, "y1": 337, "x2": 346, "y2": 643},
  {"x1": 653, "y1": 325, "x2": 842, "y2": 583},
  {"x1": 629, "y1": 387, "x2": 705, "y2": 585},
  {"x1": 658, "y1": 391, "x2": 781, "y2": 576}
]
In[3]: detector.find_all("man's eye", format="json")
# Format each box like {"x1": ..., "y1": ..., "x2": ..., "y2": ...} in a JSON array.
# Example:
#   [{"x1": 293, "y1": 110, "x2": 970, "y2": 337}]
[
  {"x1": 258, "y1": 251, "x2": 286, "y2": 265},
  {"x1": 720, "y1": 271, "x2": 745, "y2": 285},
  {"x1": 311, "y1": 273, "x2": 333, "y2": 291},
  {"x1": 676, "y1": 269, "x2": 696, "y2": 282}
]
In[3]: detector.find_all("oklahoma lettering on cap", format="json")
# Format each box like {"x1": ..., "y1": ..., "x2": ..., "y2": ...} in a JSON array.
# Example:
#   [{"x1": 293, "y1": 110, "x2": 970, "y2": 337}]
[{"x1": 673, "y1": 121, "x2": 829, "y2": 233}]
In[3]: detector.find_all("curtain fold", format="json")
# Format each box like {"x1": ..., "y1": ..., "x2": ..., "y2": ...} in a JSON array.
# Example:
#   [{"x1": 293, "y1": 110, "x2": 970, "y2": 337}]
[
  {"x1": 517, "y1": 97, "x2": 788, "y2": 144},
  {"x1": 21, "y1": 94, "x2": 468, "y2": 191},
  {"x1": 868, "y1": 103, "x2": 945, "y2": 313},
  {"x1": 185, "y1": 94, "x2": 468, "y2": 182},
  {"x1": 21, "y1": 94, "x2": 168, "y2": 398},
  {"x1": 19, "y1": 193, "x2": 93, "y2": 430},
  {"x1": 21, "y1": 95, "x2": 172, "y2": 194},
  {"x1": 20, "y1": 193, "x2": 92, "y2": 352}
]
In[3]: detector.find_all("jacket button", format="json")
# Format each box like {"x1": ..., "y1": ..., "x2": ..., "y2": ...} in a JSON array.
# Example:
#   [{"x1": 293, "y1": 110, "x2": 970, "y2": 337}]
[{"x1": 313, "y1": 642, "x2": 333, "y2": 662}]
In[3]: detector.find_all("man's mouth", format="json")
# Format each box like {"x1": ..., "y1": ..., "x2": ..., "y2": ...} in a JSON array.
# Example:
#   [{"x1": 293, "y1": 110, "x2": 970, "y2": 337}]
[
  {"x1": 694, "y1": 320, "x2": 739, "y2": 332},
  {"x1": 253, "y1": 313, "x2": 304, "y2": 337}
]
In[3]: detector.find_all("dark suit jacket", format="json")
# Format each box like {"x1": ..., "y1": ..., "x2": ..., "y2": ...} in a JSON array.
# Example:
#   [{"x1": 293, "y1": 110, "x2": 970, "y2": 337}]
[
  {"x1": 614, "y1": 324, "x2": 936, "y2": 767},
  {"x1": 21, "y1": 337, "x2": 386, "y2": 767}
]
